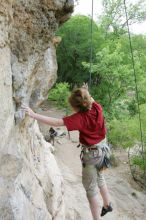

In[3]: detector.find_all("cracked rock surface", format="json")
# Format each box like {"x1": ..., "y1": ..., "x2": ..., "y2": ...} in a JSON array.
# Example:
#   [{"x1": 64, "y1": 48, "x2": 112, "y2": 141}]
[{"x1": 0, "y1": 0, "x2": 73, "y2": 219}]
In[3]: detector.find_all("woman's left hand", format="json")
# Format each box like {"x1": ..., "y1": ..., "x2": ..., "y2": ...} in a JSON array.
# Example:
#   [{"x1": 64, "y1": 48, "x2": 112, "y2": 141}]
[{"x1": 21, "y1": 105, "x2": 35, "y2": 118}]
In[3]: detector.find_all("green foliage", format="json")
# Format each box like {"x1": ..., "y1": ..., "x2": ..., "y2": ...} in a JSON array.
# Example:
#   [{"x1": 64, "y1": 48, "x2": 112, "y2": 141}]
[
  {"x1": 132, "y1": 155, "x2": 146, "y2": 171},
  {"x1": 138, "y1": 77, "x2": 146, "y2": 105},
  {"x1": 56, "y1": 14, "x2": 146, "y2": 120},
  {"x1": 83, "y1": 33, "x2": 146, "y2": 119},
  {"x1": 127, "y1": 99, "x2": 138, "y2": 116},
  {"x1": 56, "y1": 15, "x2": 104, "y2": 85},
  {"x1": 108, "y1": 104, "x2": 146, "y2": 148},
  {"x1": 83, "y1": 41, "x2": 134, "y2": 118},
  {"x1": 100, "y1": 0, "x2": 146, "y2": 34},
  {"x1": 48, "y1": 83, "x2": 70, "y2": 109}
]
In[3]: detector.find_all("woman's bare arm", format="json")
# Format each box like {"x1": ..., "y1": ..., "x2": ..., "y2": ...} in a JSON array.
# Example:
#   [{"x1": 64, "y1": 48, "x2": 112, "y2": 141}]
[
  {"x1": 32, "y1": 113, "x2": 64, "y2": 126},
  {"x1": 21, "y1": 105, "x2": 64, "y2": 127}
]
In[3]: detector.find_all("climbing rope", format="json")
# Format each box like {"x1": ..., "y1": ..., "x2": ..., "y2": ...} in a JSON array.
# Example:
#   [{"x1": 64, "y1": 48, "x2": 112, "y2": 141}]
[
  {"x1": 123, "y1": 0, "x2": 146, "y2": 186},
  {"x1": 89, "y1": 0, "x2": 94, "y2": 89}
]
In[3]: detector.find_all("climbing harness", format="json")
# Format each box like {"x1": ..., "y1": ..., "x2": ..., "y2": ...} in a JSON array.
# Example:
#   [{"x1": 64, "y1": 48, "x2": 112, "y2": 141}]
[{"x1": 78, "y1": 140, "x2": 111, "y2": 171}]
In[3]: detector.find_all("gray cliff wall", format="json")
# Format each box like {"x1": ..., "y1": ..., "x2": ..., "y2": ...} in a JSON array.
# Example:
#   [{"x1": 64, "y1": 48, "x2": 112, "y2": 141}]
[{"x1": 0, "y1": 1, "x2": 73, "y2": 219}]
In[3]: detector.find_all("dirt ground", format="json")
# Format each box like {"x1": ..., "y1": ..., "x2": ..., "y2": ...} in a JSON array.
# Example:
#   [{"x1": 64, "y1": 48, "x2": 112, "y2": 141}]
[{"x1": 38, "y1": 101, "x2": 146, "y2": 220}]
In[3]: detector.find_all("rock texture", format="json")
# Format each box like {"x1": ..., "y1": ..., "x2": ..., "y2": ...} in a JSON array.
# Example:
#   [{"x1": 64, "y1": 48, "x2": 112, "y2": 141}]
[{"x1": 0, "y1": 0, "x2": 73, "y2": 219}]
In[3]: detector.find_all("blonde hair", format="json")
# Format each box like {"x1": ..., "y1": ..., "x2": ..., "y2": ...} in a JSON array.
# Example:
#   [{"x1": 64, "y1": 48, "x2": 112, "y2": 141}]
[{"x1": 69, "y1": 88, "x2": 92, "y2": 112}]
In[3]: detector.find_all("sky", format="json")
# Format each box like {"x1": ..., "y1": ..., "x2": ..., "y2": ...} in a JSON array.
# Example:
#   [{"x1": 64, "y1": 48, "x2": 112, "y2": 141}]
[{"x1": 73, "y1": 0, "x2": 146, "y2": 35}]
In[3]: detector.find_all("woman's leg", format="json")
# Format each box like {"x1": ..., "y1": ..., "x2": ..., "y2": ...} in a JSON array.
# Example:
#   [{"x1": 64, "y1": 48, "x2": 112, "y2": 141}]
[
  {"x1": 97, "y1": 171, "x2": 112, "y2": 216},
  {"x1": 88, "y1": 194, "x2": 101, "y2": 220},
  {"x1": 99, "y1": 184, "x2": 110, "y2": 207},
  {"x1": 82, "y1": 165, "x2": 101, "y2": 220},
  {"x1": 97, "y1": 171, "x2": 110, "y2": 207}
]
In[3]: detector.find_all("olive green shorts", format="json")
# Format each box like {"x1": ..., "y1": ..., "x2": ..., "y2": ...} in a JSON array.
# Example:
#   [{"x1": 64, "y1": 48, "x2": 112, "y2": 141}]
[{"x1": 82, "y1": 164, "x2": 106, "y2": 198}]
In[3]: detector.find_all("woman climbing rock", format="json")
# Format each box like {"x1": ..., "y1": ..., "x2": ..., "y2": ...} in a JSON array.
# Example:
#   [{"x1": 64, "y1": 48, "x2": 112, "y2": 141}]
[{"x1": 22, "y1": 85, "x2": 113, "y2": 220}]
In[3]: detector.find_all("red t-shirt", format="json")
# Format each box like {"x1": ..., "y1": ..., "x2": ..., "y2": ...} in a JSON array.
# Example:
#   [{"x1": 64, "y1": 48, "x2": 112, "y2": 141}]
[{"x1": 63, "y1": 102, "x2": 106, "y2": 145}]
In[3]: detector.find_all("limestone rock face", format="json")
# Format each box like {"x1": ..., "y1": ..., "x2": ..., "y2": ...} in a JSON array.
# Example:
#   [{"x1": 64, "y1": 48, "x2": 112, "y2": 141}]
[{"x1": 0, "y1": 0, "x2": 73, "y2": 219}]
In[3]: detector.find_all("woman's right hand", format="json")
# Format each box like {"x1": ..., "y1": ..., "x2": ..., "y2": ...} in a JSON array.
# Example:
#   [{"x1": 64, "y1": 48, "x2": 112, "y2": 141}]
[{"x1": 82, "y1": 82, "x2": 88, "y2": 90}]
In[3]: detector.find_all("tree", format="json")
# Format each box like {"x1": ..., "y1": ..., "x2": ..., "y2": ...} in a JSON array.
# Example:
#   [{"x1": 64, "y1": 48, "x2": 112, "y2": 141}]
[
  {"x1": 82, "y1": 32, "x2": 146, "y2": 119},
  {"x1": 55, "y1": 8, "x2": 146, "y2": 120},
  {"x1": 56, "y1": 15, "x2": 104, "y2": 86},
  {"x1": 83, "y1": 40, "x2": 132, "y2": 114},
  {"x1": 99, "y1": 0, "x2": 146, "y2": 35}
]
